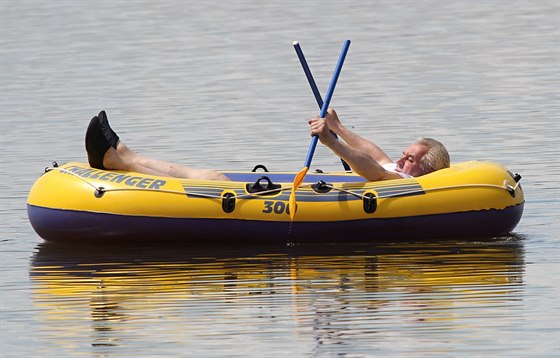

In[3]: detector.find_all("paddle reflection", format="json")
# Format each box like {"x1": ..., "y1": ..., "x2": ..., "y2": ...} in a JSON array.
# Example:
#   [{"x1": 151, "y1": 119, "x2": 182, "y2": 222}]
[{"x1": 30, "y1": 239, "x2": 524, "y2": 353}]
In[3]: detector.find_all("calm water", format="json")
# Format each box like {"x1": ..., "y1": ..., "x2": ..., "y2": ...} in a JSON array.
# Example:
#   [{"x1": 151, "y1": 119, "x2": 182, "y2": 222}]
[{"x1": 1, "y1": 0, "x2": 559, "y2": 356}]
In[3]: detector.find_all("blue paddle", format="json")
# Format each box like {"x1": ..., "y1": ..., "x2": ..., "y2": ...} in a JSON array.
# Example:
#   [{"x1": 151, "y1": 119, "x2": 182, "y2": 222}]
[
  {"x1": 293, "y1": 41, "x2": 351, "y2": 172},
  {"x1": 289, "y1": 39, "x2": 351, "y2": 220}
]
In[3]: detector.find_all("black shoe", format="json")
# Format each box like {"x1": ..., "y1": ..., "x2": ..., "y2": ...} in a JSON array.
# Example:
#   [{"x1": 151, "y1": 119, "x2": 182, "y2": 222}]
[
  {"x1": 98, "y1": 110, "x2": 119, "y2": 149},
  {"x1": 85, "y1": 115, "x2": 111, "y2": 169}
]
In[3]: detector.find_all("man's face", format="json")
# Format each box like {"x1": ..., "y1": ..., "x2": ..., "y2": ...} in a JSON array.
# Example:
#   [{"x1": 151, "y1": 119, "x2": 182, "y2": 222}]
[{"x1": 395, "y1": 143, "x2": 429, "y2": 177}]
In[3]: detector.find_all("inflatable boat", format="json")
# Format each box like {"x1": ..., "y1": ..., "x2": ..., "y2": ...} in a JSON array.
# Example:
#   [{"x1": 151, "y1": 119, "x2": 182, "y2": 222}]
[{"x1": 27, "y1": 161, "x2": 524, "y2": 243}]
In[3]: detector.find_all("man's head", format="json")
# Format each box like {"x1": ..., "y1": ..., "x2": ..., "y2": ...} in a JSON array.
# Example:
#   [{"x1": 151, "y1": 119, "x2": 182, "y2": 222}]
[{"x1": 396, "y1": 137, "x2": 450, "y2": 177}]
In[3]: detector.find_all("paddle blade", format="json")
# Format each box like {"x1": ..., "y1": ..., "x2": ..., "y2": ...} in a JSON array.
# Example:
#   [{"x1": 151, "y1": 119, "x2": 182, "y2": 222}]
[{"x1": 289, "y1": 166, "x2": 309, "y2": 221}]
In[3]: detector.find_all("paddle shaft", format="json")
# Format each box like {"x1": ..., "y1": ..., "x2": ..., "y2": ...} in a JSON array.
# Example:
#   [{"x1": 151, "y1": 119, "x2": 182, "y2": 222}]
[
  {"x1": 303, "y1": 40, "x2": 351, "y2": 169},
  {"x1": 293, "y1": 42, "x2": 323, "y2": 107},
  {"x1": 293, "y1": 41, "x2": 351, "y2": 171}
]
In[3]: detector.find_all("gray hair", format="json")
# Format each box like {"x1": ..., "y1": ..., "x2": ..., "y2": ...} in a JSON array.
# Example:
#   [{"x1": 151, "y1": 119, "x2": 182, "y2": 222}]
[{"x1": 415, "y1": 137, "x2": 450, "y2": 174}]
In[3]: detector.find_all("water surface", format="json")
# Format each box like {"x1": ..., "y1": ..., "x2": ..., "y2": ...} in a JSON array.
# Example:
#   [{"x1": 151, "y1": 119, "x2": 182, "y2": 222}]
[{"x1": 1, "y1": 0, "x2": 558, "y2": 356}]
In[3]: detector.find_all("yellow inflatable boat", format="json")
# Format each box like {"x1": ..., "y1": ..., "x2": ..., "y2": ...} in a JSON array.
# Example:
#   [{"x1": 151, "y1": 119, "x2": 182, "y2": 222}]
[{"x1": 27, "y1": 161, "x2": 524, "y2": 243}]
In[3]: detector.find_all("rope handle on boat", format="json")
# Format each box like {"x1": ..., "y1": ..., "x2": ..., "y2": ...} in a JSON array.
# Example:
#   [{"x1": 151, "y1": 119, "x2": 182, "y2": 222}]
[
  {"x1": 45, "y1": 166, "x2": 522, "y2": 200},
  {"x1": 314, "y1": 180, "x2": 522, "y2": 200}
]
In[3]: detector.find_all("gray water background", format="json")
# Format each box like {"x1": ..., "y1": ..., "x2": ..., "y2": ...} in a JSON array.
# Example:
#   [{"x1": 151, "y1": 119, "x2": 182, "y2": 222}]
[{"x1": 1, "y1": 0, "x2": 559, "y2": 356}]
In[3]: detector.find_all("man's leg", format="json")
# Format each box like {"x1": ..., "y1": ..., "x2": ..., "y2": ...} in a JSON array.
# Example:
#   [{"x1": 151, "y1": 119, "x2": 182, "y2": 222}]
[
  {"x1": 111, "y1": 142, "x2": 230, "y2": 180},
  {"x1": 86, "y1": 112, "x2": 230, "y2": 181}
]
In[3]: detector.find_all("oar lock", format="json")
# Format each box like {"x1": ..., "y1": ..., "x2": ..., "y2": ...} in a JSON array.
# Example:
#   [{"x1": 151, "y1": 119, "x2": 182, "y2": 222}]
[
  {"x1": 246, "y1": 176, "x2": 281, "y2": 194},
  {"x1": 311, "y1": 180, "x2": 332, "y2": 193}
]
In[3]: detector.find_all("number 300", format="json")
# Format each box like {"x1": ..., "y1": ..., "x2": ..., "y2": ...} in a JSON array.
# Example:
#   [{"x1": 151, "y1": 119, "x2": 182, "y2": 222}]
[{"x1": 262, "y1": 201, "x2": 290, "y2": 215}]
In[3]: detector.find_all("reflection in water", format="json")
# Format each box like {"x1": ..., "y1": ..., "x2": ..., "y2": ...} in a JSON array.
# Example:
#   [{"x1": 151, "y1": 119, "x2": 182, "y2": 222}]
[{"x1": 30, "y1": 239, "x2": 524, "y2": 356}]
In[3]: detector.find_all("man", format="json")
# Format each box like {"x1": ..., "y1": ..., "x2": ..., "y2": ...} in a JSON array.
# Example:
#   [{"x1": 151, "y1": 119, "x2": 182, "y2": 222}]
[
  {"x1": 308, "y1": 108, "x2": 450, "y2": 181},
  {"x1": 85, "y1": 111, "x2": 229, "y2": 180},
  {"x1": 85, "y1": 109, "x2": 449, "y2": 182}
]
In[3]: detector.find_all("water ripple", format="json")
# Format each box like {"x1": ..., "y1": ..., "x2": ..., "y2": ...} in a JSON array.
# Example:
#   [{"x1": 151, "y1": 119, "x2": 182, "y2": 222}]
[{"x1": 27, "y1": 240, "x2": 526, "y2": 356}]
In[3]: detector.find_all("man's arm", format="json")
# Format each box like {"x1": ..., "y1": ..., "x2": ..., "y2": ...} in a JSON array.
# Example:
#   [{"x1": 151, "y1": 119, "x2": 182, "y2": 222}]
[
  {"x1": 309, "y1": 118, "x2": 401, "y2": 181},
  {"x1": 323, "y1": 108, "x2": 394, "y2": 166}
]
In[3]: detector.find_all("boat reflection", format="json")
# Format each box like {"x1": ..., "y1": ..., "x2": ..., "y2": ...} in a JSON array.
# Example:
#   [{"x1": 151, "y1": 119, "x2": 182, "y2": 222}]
[{"x1": 30, "y1": 238, "x2": 525, "y2": 353}]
